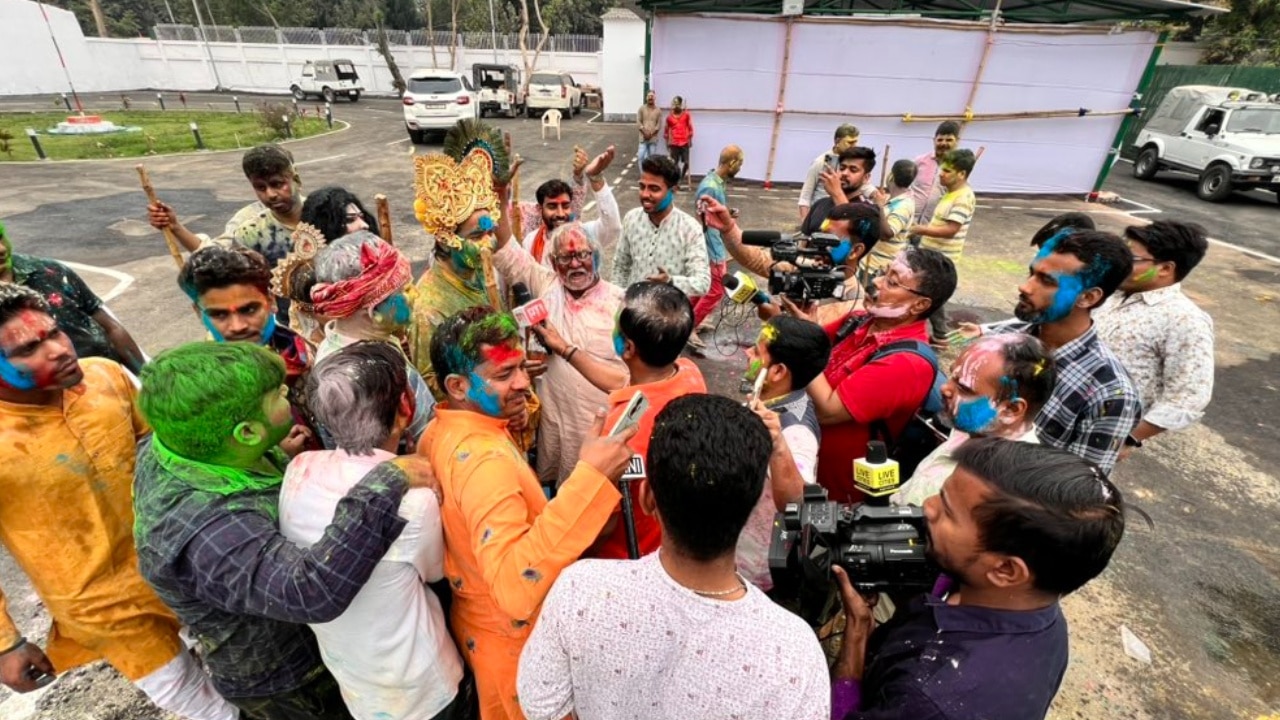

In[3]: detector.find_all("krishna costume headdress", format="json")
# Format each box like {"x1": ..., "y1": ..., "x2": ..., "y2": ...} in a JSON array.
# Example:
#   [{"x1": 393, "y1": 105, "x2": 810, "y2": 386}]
[
  {"x1": 413, "y1": 119, "x2": 513, "y2": 253},
  {"x1": 270, "y1": 222, "x2": 328, "y2": 314}
]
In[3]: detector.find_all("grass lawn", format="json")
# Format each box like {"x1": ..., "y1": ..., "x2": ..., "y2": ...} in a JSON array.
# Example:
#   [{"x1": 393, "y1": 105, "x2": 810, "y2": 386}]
[{"x1": 0, "y1": 108, "x2": 332, "y2": 161}]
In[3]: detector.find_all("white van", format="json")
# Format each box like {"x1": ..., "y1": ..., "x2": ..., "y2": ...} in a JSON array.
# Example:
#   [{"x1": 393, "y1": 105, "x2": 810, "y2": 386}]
[
  {"x1": 525, "y1": 71, "x2": 584, "y2": 118},
  {"x1": 1132, "y1": 85, "x2": 1280, "y2": 202},
  {"x1": 402, "y1": 70, "x2": 479, "y2": 143}
]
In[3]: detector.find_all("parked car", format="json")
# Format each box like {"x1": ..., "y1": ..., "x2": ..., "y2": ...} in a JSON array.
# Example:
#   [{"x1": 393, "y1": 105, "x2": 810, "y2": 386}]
[
  {"x1": 525, "y1": 71, "x2": 584, "y2": 118},
  {"x1": 402, "y1": 70, "x2": 479, "y2": 143},
  {"x1": 473, "y1": 63, "x2": 525, "y2": 119},
  {"x1": 291, "y1": 59, "x2": 363, "y2": 103},
  {"x1": 1132, "y1": 84, "x2": 1280, "y2": 202}
]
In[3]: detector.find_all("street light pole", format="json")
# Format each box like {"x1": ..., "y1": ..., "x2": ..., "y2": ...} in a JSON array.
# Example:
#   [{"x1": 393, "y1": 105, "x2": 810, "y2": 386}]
[{"x1": 190, "y1": 0, "x2": 224, "y2": 91}]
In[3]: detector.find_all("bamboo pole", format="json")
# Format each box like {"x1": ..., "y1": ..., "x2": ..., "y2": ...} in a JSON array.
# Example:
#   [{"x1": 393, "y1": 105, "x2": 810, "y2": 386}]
[
  {"x1": 879, "y1": 144, "x2": 891, "y2": 188},
  {"x1": 135, "y1": 165, "x2": 185, "y2": 270},
  {"x1": 375, "y1": 194, "x2": 393, "y2": 244}
]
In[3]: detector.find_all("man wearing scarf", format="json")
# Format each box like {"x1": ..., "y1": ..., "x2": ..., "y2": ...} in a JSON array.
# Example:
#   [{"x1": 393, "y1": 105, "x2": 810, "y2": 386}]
[{"x1": 132, "y1": 342, "x2": 438, "y2": 720}]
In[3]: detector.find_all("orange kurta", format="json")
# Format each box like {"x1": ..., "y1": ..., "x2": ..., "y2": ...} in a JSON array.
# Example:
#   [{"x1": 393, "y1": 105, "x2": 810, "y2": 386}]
[
  {"x1": 419, "y1": 408, "x2": 620, "y2": 720},
  {"x1": 0, "y1": 359, "x2": 182, "y2": 680}
]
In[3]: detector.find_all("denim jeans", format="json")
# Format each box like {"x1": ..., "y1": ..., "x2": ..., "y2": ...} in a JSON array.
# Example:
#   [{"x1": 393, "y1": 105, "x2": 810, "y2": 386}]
[{"x1": 637, "y1": 140, "x2": 657, "y2": 165}]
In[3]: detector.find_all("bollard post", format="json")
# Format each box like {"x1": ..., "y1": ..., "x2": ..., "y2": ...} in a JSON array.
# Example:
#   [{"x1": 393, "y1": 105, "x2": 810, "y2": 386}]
[
  {"x1": 157, "y1": 92, "x2": 166, "y2": 110},
  {"x1": 121, "y1": 94, "x2": 131, "y2": 110},
  {"x1": 190, "y1": 121, "x2": 205, "y2": 150},
  {"x1": 233, "y1": 95, "x2": 241, "y2": 113},
  {"x1": 26, "y1": 129, "x2": 47, "y2": 160},
  {"x1": 282, "y1": 115, "x2": 292, "y2": 139},
  {"x1": 179, "y1": 91, "x2": 187, "y2": 109},
  {"x1": 60, "y1": 93, "x2": 72, "y2": 112},
  {"x1": 324, "y1": 102, "x2": 333, "y2": 129},
  {"x1": 292, "y1": 98, "x2": 300, "y2": 117}
]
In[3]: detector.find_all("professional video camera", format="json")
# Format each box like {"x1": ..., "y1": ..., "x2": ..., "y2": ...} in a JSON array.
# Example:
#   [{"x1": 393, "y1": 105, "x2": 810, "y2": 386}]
[
  {"x1": 740, "y1": 230, "x2": 848, "y2": 303},
  {"x1": 769, "y1": 484, "x2": 939, "y2": 626}
]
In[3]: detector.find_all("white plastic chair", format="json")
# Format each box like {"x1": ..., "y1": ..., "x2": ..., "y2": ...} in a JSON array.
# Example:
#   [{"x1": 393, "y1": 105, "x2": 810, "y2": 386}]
[{"x1": 541, "y1": 109, "x2": 562, "y2": 140}]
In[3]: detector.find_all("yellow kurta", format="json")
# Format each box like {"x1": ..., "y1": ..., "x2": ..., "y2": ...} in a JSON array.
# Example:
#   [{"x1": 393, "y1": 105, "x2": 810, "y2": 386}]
[
  {"x1": 419, "y1": 408, "x2": 620, "y2": 720},
  {"x1": 0, "y1": 358, "x2": 182, "y2": 680}
]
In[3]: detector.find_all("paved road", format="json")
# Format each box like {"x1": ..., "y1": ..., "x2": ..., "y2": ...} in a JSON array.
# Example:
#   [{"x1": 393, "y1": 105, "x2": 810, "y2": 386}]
[{"x1": 1103, "y1": 159, "x2": 1280, "y2": 260}]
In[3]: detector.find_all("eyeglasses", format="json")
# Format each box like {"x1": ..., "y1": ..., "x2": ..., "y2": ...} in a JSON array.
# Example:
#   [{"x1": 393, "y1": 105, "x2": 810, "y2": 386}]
[
  {"x1": 1131, "y1": 255, "x2": 1157, "y2": 264},
  {"x1": 552, "y1": 250, "x2": 593, "y2": 267},
  {"x1": 882, "y1": 273, "x2": 929, "y2": 297}
]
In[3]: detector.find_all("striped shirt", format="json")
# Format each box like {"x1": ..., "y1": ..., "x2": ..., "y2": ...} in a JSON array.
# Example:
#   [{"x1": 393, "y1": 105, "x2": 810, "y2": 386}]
[{"x1": 919, "y1": 185, "x2": 976, "y2": 260}]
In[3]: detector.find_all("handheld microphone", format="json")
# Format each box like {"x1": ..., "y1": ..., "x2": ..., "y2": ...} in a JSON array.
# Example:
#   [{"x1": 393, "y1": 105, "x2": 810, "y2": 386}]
[
  {"x1": 722, "y1": 272, "x2": 771, "y2": 306},
  {"x1": 510, "y1": 282, "x2": 550, "y2": 360},
  {"x1": 740, "y1": 230, "x2": 785, "y2": 247},
  {"x1": 854, "y1": 440, "x2": 901, "y2": 500}
]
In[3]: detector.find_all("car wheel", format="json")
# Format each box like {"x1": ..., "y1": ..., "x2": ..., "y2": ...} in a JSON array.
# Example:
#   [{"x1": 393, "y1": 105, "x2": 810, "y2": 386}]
[
  {"x1": 290, "y1": 85, "x2": 306, "y2": 101},
  {"x1": 1133, "y1": 147, "x2": 1159, "y2": 180},
  {"x1": 322, "y1": 87, "x2": 336, "y2": 104},
  {"x1": 526, "y1": 106, "x2": 535, "y2": 119},
  {"x1": 407, "y1": 127, "x2": 425, "y2": 144},
  {"x1": 1197, "y1": 164, "x2": 1234, "y2": 202},
  {"x1": 349, "y1": 91, "x2": 360, "y2": 102}
]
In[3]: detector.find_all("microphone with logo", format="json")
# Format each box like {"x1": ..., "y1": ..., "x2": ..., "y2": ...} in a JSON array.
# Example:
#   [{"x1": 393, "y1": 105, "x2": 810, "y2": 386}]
[
  {"x1": 511, "y1": 282, "x2": 550, "y2": 363},
  {"x1": 722, "y1": 271, "x2": 772, "y2": 308}
]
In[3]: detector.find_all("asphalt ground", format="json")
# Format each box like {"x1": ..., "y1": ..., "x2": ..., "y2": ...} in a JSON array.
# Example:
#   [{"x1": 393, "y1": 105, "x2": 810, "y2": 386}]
[{"x1": 0, "y1": 91, "x2": 1278, "y2": 719}]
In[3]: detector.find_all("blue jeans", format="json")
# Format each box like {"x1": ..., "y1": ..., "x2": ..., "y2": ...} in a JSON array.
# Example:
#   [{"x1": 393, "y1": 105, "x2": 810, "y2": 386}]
[{"x1": 638, "y1": 140, "x2": 657, "y2": 165}]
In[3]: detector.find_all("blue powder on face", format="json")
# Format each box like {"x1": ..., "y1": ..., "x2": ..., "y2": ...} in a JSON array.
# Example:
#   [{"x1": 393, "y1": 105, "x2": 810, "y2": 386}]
[
  {"x1": 831, "y1": 239, "x2": 853, "y2": 264},
  {"x1": 0, "y1": 355, "x2": 36, "y2": 390},
  {"x1": 200, "y1": 313, "x2": 226, "y2": 343},
  {"x1": 654, "y1": 189, "x2": 674, "y2": 213},
  {"x1": 613, "y1": 328, "x2": 626, "y2": 358},
  {"x1": 466, "y1": 371, "x2": 502, "y2": 416},
  {"x1": 1042, "y1": 272, "x2": 1084, "y2": 323},
  {"x1": 477, "y1": 215, "x2": 496, "y2": 233},
  {"x1": 374, "y1": 293, "x2": 412, "y2": 328},
  {"x1": 954, "y1": 396, "x2": 999, "y2": 434}
]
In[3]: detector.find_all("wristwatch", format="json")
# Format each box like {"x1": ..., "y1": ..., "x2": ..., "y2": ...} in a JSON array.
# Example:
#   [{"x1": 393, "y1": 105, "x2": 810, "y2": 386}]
[{"x1": 1123, "y1": 434, "x2": 1143, "y2": 448}]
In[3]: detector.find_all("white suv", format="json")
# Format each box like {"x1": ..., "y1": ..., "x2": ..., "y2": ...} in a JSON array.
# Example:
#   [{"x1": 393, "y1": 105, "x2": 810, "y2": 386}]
[
  {"x1": 526, "y1": 71, "x2": 584, "y2": 118},
  {"x1": 403, "y1": 70, "x2": 479, "y2": 143}
]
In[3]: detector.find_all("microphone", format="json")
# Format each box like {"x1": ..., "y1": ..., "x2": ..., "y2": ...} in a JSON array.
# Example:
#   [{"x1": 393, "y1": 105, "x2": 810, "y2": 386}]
[
  {"x1": 722, "y1": 272, "x2": 771, "y2": 306},
  {"x1": 854, "y1": 440, "x2": 901, "y2": 501},
  {"x1": 510, "y1": 282, "x2": 550, "y2": 360},
  {"x1": 740, "y1": 230, "x2": 784, "y2": 247}
]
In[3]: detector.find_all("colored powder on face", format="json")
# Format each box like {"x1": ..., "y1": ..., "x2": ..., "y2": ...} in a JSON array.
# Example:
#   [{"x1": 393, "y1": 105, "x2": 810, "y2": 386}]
[
  {"x1": 954, "y1": 396, "x2": 999, "y2": 434},
  {"x1": 482, "y1": 341, "x2": 523, "y2": 366},
  {"x1": 654, "y1": 189, "x2": 674, "y2": 213},
  {"x1": 466, "y1": 371, "x2": 502, "y2": 416},
  {"x1": 0, "y1": 355, "x2": 36, "y2": 390},
  {"x1": 1135, "y1": 265, "x2": 1159, "y2": 283},
  {"x1": 200, "y1": 313, "x2": 227, "y2": 343},
  {"x1": 758, "y1": 323, "x2": 779, "y2": 346},
  {"x1": 373, "y1": 293, "x2": 412, "y2": 329},
  {"x1": 613, "y1": 328, "x2": 626, "y2": 358},
  {"x1": 258, "y1": 313, "x2": 277, "y2": 344},
  {"x1": 1042, "y1": 272, "x2": 1084, "y2": 323},
  {"x1": 831, "y1": 239, "x2": 853, "y2": 264},
  {"x1": 1001, "y1": 376, "x2": 1020, "y2": 403},
  {"x1": 477, "y1": 215, "x2": 496, "y2": 233},
  {"x1": 744, "y1": 358, "x2": 764, "y2": 382}
]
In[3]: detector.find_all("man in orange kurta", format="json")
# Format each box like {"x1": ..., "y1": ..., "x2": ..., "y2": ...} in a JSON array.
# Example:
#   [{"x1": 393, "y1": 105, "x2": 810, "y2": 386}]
[
  {"x1": 0, "y1": 284, "x2": 234, "y2": 719},
  {"x1": 418, "y1": 306, "x2": 635, "y2": 720}
]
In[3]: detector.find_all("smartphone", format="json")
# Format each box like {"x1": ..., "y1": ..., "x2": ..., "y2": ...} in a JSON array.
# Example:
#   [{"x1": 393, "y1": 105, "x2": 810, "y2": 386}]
[
  {"x1": 25, "y1": 668, "x2": 55, "y2": 688},
  {"x1": 749, "y1": 369, "x2": 767, "y2": 405},
  {"x1": 824, "y1": 153, "x2": 838, "y2": 173},
  {"x1": 609, "y1": 391, "x2": 650, "y2": 438}
]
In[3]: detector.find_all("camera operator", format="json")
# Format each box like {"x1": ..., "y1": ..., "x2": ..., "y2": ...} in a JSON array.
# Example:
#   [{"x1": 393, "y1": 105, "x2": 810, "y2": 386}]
[
  {"x1": 702, "y1": 197, "x2": 881, "y2": 324},
  {"x1": 787, "y1": 248, "x2": 956, "y2": 503},
  {"x1": 831, "y1": 438, "x2": 1126, "y2": 719}
]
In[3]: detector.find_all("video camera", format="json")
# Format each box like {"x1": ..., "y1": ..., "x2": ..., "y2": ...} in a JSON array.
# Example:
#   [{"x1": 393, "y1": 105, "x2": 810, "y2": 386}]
[
  {"x1": 769, "y1": 485, "x2": 939, "y2": 626},
  {"x1": 740, "y1": 230, "x2": 848, "y2": 303}
]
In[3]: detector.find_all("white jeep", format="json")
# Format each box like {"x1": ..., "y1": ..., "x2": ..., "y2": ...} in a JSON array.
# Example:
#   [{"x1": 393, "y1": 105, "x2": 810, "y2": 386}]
[
  {"x1": 1132, "y1": 85, "x2": 1280, "y2": 202},
  {"x1": 291, "y1": 59, "x2": 363, "y2": 103}
]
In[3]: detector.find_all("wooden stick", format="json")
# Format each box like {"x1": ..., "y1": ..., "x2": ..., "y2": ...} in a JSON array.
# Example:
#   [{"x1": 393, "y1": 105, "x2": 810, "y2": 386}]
[
  {"x1": 479, "y1": 247, "x2": 503, "y2": 311},
  {"x1": 879, "y1": 144, "x2": 892, "y2": 188},
  {"x1": 375, "y1": 194, "x2": 393, "y2": 245},
  {"x1": 510, "y1": 170, "x2": 523, "y2": 241},
  {"x1": 135, "y1": 165, "x2": 185, "y2": 270}
]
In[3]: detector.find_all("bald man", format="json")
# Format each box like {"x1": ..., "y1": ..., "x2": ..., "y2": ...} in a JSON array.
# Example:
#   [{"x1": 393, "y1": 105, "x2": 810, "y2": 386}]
[{"x1": 689, "y1": 145, "x2": 744, "y2": 347}]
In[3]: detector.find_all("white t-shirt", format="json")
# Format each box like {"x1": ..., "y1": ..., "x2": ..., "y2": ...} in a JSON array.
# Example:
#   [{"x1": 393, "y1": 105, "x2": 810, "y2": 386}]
[
  {"x1": 279, "y1": 448, "x2": 463, "y2": 720},
  {"x1": 516, "y1": 553, "x2": 830, "y2": 720}
]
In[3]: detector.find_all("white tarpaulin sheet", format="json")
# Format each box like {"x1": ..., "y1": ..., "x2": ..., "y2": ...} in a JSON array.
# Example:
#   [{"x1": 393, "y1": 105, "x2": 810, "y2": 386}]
[{"x1": 650, "y1": 15, "x2": 1157, "y2": 194}]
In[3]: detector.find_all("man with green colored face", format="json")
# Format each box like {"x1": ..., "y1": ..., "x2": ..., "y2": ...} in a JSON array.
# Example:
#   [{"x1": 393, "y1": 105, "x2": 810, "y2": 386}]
[
  {"x1": 132, "y1": 341, "x2": 439, "y2": 720},
  {"x1": 0, "y1": 220, "x2": 146, "y2": 373}
]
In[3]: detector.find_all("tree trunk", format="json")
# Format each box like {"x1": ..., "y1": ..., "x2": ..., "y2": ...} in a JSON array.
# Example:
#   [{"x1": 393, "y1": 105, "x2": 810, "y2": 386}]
[
  {"x1": 529, "y1": 0, "x2": 549, "y2": 79},
  {"x1": 87, "y1": 0, "x2": 108, "y2": 37},
  {"x1": 375, "y1": 15, "x2": 407, "y2": 94},
  {"x1": 448, "y1": 0, "x2": 459, "y2": 71},
  {"x1": 426, "y1": 0, "x2": 438, "y2": 68}
]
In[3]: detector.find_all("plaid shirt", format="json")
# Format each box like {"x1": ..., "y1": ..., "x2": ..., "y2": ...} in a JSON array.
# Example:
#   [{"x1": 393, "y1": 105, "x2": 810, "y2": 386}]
[
  {"x1": 984, "y1": 321, "x2": 1141, "y2": 474},
  {"x1": 132, "y1": 440, "x2": 409, "y2": 699}
]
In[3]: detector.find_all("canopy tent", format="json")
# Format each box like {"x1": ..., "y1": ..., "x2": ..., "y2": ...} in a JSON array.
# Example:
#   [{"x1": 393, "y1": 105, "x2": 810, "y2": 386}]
[{"x1": 638, "y1": 0, "x2": 1223, "y2": 24}]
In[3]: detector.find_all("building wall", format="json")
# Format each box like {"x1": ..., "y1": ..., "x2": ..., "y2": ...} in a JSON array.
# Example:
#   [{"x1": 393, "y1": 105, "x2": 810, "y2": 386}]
[
  {"x1": 602, "y1": 12, "x2": 647, "y2": 122},
  {"x1": 0, "y1": 0, "x2": 601, "y2": 97},
  {"x1": 650, "y1": 14, "x2": 1158, "y2": 193}
]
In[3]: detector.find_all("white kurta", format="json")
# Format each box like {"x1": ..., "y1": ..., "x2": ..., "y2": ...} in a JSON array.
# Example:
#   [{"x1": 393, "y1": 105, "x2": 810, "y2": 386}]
[{"x1": 493, "y1": 241, "x2": 626, "y2": 486}]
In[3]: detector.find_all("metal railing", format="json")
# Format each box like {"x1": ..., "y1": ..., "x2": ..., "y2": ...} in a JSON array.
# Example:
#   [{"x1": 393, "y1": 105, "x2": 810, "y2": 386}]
[{"x1": 154, "y1": 24, "x2": 601, "y2": 53}]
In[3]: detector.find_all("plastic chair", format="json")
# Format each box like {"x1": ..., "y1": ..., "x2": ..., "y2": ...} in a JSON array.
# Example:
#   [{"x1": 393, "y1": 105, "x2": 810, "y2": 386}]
[{"x1": 541, "y1": 109, "x2": 561, "y2": 140}]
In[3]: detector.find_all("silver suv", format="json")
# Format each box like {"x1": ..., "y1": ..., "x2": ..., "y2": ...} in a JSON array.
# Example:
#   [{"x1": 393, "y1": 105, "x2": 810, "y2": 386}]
[
  {"x1": 525, "y1": 71, "x2": 584, "y2": 118},
  {"x1": 402, "y1": 70, "x2": 478, "y2": 143}
]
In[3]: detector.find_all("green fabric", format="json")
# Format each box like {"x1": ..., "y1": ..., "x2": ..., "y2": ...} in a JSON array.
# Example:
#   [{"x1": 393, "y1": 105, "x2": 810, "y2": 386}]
[{"x1": 151, "y1": 437, "x2": 288, "y2": 501}]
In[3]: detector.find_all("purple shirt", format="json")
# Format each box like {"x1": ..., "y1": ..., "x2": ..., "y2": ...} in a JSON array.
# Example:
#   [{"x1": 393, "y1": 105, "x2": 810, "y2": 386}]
[
  {"x1": 907, "y1": 152, "x2": 942, "y2": 225},
  {"x1": 833, "y1": 589, "x2": 1068, "y2": 719}
]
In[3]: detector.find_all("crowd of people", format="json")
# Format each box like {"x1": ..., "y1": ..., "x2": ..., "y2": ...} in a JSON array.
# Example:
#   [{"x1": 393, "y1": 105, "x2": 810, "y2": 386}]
[{"x1": 0, "y1": 100, "x2": 1217, "y2": 720}]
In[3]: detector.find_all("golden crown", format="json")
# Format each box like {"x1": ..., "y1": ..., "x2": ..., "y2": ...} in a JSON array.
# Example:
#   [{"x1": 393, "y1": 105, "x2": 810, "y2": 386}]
[
  {"x1": 413, "y1": 148, "x2": 501, "y2": 251},
  {"x1": 270, "y1": 222, "x2": 328, "y2": 306}
]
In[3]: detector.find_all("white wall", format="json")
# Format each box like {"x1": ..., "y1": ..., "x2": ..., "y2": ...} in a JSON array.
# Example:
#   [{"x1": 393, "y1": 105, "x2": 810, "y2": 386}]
[
  {"x1": 0, "y1": 0, "x2": 601, "y2": 97},
  {"x1": 601, "y1": 11, "x2": 646, "y2": 122},
  {"x1": 651, "y1": 14, "x2": 1157, "y2": 194}
]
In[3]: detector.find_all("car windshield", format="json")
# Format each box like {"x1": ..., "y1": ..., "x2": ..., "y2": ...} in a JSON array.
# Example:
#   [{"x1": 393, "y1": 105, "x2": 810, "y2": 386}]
[
  {"x1": 531, "y1": 73, "x2": 561, "y2": 85},
  {"x1": 409, "y1": 77, "x2": 462, "y2": 94},
  {"x1": 1226, "y1": 108, "x2": 1280, "y2": 134}
]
